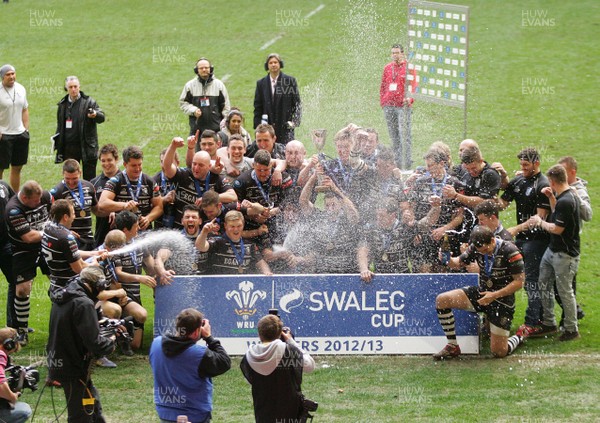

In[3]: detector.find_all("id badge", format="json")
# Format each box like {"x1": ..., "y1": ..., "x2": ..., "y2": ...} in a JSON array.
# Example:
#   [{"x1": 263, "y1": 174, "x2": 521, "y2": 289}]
[
  {"x1": 200, "y1": 97, "x2": 210, "y2": 107},
  {"x1": 389, "y1": 83, "x2": 398, "y2": 91},
  {"x1": 66, "y1": 119, "x2": 73, "y2": 129}
]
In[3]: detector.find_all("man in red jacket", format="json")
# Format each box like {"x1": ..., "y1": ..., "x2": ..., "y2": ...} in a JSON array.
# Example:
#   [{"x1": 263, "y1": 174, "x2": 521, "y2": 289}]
[{"x1": 380, "y1": 44, "x2": 417, "y2": 170}]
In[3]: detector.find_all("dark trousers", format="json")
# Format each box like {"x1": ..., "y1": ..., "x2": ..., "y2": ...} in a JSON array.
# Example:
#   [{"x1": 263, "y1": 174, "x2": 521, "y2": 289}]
[
  {"x1": 517, "y1": 239, "x2": 547, "y2": 326},
  {"x1": 63, "y1": 143, "x2": 97, "y2": 181},
  {"x1": 62, "y1": 378, "x2": 106, "y2": 423},
  {"x1": 0, "y1": 242, "x2": 17, "y2": 327},
  {"x1": 81, "y1": 160, "x2": 97, "y2": 182}
]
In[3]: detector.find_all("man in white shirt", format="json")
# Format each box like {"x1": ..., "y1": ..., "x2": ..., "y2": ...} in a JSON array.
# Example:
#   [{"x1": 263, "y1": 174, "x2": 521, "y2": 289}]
[{"x1": 0, "y1": 65, "x2": 29, "y2": 192}]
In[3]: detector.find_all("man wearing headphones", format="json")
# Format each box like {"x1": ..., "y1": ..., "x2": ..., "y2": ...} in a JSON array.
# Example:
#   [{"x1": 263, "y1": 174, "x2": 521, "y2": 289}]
[
  {"x1": 54, "y1": 76, "x2": 105, "y2": 181},
  {"x1": 0, "y1": 327, "x2": 32, "y2": 423},
  {"x1": 253, "y1": 53, "x2": 301, "y2": 145},
  {"x1": 47, "y1": 266, "x2": 116, "y2": 422},
  {"x1": 180, "y1": 58, "x2": 230, "y2": 146}
]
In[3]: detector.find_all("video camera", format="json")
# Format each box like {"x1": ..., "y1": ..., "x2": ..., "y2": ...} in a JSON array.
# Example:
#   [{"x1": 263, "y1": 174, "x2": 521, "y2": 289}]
[
  {"x1": 300, "y1": 396, "x2": 318, "y2": 422},
  {"x1": 98, "y1": 316, "x2": 135, "y2": 344},
  {"x1": 5, "y1": 364, "x2": 40, "y2": 393},
  {"x1": 268, "y1": 308, "x2": 294, "y2": 341}
]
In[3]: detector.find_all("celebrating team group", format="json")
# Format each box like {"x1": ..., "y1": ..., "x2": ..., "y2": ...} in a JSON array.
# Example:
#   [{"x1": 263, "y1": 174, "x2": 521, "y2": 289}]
[{"x1": 0, "y1": 46, "x2": 592, "y2": 422}]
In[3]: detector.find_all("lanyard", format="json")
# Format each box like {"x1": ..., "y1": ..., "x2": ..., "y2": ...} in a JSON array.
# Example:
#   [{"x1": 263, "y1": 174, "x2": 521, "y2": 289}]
[
  {"x1": 392, "y1": 62, "x2": 405, "y2": 82},
  {"x1": 3, "y1": 86, "x2": 16, "y2": 105},
  {"x1": 483, "y1": 241, "x2": 501, "y2": 278},
  {"x1": 123, "y1": 171, "x2": 142, "y2": 202},
  {"x1": 224, "y1": 234, "x2": 245, "y2": 266},
  {"x1": 64, "y1": 180, "x2": 85, "y2": 211},
  {"x1": 193, "y1": 174, "x2": 211, "y2": 197},
  {"x1": 251, "y1": 170, "x2": 272, "y2": 205}
]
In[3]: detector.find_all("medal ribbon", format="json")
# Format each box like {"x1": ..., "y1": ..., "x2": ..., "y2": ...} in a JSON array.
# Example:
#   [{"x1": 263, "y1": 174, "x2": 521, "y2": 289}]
[
  {"x1": 64, "y1": 180, "x2": 86, "y2": 212},
  {"x1": 193, "y1": 174, "x2": 211, "y2": 197},
  {"x1": 105, "y1": 259, "x2": 118, "y2": 283},
  {"x1": 483, "y1": 240, "x2": 501, "y2": 278},
  {"x1": 251, "y1": 170, "x2": 272, "y2": 205},
  {"x1": 336, "y1": 159, "x2": 353, "y2": 189},
  {"x1": 382, "y1": 219, "x2": 401, "y2": 253},
  {"x1": 224, "y1": 234, "x2": 245, "y2": 267},
  {"x1": 431, "y1": 172, "x2": 448, "y2": 197},
  {"x1": 123, "y1": 171, "x2": 142, "y2": 202},
  {"x1": 160, "y1": 171, "x2": 175, "y2": 195},
  {"x1": 129, "y1": 251, "x2": 140, "y2": 273}
]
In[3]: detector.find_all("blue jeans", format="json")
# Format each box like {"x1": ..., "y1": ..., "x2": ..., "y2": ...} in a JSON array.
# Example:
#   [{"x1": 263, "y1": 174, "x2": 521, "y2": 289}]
[
  {"x1": 516, "y1": 239, "x2": 547, "y2": 326},
  {"x1": 538, "y1": 249, "x2": 580, "y2": 332},
  {"x1": 383, "y1": 106, "x2": 412, "y2": 169},
  {"x1": 0, "y1": 401, "x2": 32, "y2": 423}
]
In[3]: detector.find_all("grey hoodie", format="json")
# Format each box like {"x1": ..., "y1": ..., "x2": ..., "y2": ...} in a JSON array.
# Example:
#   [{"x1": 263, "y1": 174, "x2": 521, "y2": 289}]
[{"x1": 245, "y1": 338, "x2": 315, "y2": 376}]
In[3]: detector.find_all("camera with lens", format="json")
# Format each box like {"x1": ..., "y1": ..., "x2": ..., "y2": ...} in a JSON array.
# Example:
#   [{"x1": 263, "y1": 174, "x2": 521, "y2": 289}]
[
  {"x1": 6, "y1": 364, "x2": 40, "y2": 393},
  {"x1": 300, "y1": 396, "x2": 318, "y2": 422},
  {"x1": 99, "y1": 316, "x2": 134, "y2": 344},
  {"x1": 302, "y1": 397, "x2": 318, "y2": 412},
  {"x1": 269, "y1": 308, "x2": 294, "y2": 341}
]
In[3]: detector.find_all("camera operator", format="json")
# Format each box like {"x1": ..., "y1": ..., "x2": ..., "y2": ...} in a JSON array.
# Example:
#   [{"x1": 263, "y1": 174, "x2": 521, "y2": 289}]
[
  {"x1": 0, "y1": 328, "x2": 31, "y2": 423},
  {"x1": 47, "y1": 266, "x2": 116, "y2": 422},
  {"x1": 241, "y1": 313, "x2": 315, "y2": 423},
  {"x1": 149, "y1": 308, "x2": 231, "y2": 423}
]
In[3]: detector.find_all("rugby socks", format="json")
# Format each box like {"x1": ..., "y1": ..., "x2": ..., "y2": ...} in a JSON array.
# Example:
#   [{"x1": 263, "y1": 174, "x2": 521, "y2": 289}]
[
  {"x1": 14, "y1": 296, "x2": 30, "y2": 329},
  {"x1": 437, "y1": 308, "x2": 458, "y2": 345},
  {"x1": 507, "y1": 334, "x2": 522, "y2": 355}
]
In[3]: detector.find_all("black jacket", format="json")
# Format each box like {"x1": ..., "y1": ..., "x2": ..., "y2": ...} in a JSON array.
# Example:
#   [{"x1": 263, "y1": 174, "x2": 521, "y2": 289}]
[
  {"x1": 240, "y1": 341, "x2": 306, "y2": 423},
  {"x1": 253, "y1": 72, "x2": 301, "y2": 144},
  {"x1": 46, "y1": 279, "x2": 114, "y2": 381},
  {"x1": 54, "y1": 91, "x2": 105, "y2": 163}
]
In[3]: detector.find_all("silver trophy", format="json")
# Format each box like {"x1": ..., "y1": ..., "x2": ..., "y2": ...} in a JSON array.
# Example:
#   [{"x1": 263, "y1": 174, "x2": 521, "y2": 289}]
[
  {"x1": 310, "y1": 129, "x2": 332, "y2": 192},
  {"x1": 311, "y1": 129, "x2": 327, "y2": 153}
]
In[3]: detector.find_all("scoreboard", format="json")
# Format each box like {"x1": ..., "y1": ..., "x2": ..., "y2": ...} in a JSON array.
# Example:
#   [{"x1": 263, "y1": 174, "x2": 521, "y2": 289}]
[{"x1": 407, "y1": 1, "x2": 470, "y2": 108}]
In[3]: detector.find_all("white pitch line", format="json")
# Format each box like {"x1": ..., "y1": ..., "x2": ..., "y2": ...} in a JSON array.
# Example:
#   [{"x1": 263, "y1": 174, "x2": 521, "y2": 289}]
[
  {"x1": 305, "y1": 4, "x2": 325, "y2": 20},
  {"x1": 139, "y1": 138, "x2": 151, "y2": 149},
  {"x1": 221, "y1": 73, "x2": 231, "y2": 83},
  {"x1": 259, "y1": 4, "x2": 325, "y2": 51},
  {"x1": 260, "y1": 34, "x2": 284, "y2": 51}
]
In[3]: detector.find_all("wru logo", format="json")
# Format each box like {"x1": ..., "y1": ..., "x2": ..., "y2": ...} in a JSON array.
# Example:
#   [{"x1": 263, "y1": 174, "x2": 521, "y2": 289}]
[{"x1": 226, "y1": 281, "x2": 267, "y2": 320}]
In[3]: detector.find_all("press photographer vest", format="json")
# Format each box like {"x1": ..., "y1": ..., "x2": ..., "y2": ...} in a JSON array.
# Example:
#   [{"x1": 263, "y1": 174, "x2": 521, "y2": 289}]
[{"x1": 149, "y1": 337, "x2": 213, "y2": 422}]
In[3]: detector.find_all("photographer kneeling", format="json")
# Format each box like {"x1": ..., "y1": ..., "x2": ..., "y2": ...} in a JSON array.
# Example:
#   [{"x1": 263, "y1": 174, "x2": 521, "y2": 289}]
[
  {"x1": 0, "y1": 328, "x2": 32, "y2": 423},
  {"x1": 241, "y1": 314, "x2": 316, "y2": 423},
  {"x1": 47, "y1": 266, "x2": 117, "y2": 422}
]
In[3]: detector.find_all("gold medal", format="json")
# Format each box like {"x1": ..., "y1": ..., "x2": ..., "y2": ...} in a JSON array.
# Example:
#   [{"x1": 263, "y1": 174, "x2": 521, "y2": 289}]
[
  {"x1": 326, "y1": 242, "x2": 334, "y2": 251},
  {"x1": 382, "y1": 253, "x2": 389, "y2": 262},
  {"x1": 191, "y1": 263, "x2": 198, "y2": 271},
  {"x1": 238, "y1": 266, "x2": 244, "y2": 273},
  {"x1": 486, "y1": 279, "x2": 493, "y2": 288},
  {"x1": 79, "y1": 210, "x2": 86, "y2": 218}
]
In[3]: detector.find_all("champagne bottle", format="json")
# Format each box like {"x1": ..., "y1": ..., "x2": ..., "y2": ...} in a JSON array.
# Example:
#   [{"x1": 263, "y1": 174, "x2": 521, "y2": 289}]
[{"x1": 440, "y1": 234, "x2": 451, "y2": 265}]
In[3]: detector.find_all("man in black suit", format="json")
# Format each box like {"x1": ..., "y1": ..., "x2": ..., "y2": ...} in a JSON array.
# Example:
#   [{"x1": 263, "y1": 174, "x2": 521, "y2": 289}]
[{"x1": 253, "y1": 53, "x2": 301, "y2": 145}]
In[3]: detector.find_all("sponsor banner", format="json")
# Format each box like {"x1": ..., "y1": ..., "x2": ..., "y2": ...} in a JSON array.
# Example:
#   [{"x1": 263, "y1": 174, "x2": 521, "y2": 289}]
[{"x1": 154, "y1": 273, "x2": 479, "y2": 355}]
